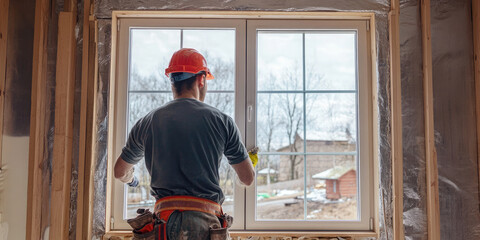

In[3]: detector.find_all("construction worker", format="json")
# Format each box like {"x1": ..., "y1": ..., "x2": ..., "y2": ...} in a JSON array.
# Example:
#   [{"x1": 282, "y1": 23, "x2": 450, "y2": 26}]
[{"x1": 114, "y1": 48, "x2": 257, "y2": 240}]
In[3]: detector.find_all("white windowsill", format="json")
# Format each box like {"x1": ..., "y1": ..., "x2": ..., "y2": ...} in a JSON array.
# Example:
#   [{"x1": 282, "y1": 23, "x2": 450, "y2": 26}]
[{"x1": 103, "y1": 230, "x2": 378, "y2": 239}]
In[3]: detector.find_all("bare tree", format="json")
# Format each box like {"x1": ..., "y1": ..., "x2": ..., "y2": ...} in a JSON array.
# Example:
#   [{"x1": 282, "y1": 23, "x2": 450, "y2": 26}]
[{"x1": 257, "y1": 64, "x2": 324, "y2": 181}]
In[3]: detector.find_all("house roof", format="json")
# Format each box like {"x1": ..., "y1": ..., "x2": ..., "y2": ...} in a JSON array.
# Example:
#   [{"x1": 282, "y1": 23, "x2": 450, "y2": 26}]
[
  {"x1": 312, "y1": 166, "x2": 355, "y2": 180},
  {"x1": 276, "y1": 133, "x2": 352, "y2": 152},
  {"x1": 258, "y1": 168, "x2": 278, "y2": 174}
]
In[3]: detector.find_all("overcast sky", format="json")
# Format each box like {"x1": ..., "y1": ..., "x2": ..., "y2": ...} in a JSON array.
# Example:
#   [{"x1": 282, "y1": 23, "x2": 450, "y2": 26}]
[{"x1": 129, "y1": 28, "x2": 357, "y2": 143}]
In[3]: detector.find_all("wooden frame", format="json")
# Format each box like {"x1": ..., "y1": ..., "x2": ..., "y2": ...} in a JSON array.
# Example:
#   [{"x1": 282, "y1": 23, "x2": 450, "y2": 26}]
[
  {"x1": 388, "y1": 0, "x2": 405, "y2": 239},
  {"x1": 26, "y1": 0, "x2": 52, "y2": 238},
  {"x1": 106, "y1": 10, "x2": 379, "y2": 238},
  {"x1": 113, "y1": 10, "x2": 374, "y2": 20},
  {"x1": 421, "y1": 0, "x2": 441, "y2": 239},
  {"x1": 105, "y1": 13, "x2": 119, "y2": 233},
  {"x1": 0, "y1": 0, "x2": 9, "y2": 169},
  {"x1": 368, "y1": 16, "x2": 380, "y2": 238},
  {"x1": 103, "y1": 230, "x2": 375, "y2": 239},
  {"x1": 50, "y1": 10, "x2": 77, "y2": 239},
  {"x1": 76, "y1": 0, "x2": 98, "y2": 239},
  {"x1": 473, "y1": 0, "x2": 480, "y2": 215}
]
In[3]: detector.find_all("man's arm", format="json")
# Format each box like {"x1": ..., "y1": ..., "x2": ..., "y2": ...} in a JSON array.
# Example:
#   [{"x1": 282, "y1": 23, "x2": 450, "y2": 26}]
[
  {"x1": 114, "y1": 157, "x2": 135, "y2": 183},
  {"x1": 231, "y1": 158, "x2": 255, "y2": 186}
]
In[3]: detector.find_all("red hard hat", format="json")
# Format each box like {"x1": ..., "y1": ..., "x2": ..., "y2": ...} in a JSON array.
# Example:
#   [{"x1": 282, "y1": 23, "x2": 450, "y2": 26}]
[{"x1": 165, "y1": 48, "x2": 214, "y2": 80}]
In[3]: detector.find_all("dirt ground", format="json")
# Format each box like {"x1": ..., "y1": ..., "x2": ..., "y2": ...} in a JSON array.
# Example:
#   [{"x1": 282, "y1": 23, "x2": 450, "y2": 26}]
[{"x1": 257, "y1": 198, "x2": 357, "y2": 220}]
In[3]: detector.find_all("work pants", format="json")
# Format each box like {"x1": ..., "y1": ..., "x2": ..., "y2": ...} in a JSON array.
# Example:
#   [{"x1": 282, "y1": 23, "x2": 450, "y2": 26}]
[{"x1": 166, "y1": 210, "x2": 230, "y2": 240}]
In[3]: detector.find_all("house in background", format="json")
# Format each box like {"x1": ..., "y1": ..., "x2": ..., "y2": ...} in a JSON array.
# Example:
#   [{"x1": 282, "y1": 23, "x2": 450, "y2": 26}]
[
  {"x1": 312, "y1": 166, "x2": 357, "y2": 200},
  {"x1": 275, "y1": 134, "x2": 356, "y2": 182}
]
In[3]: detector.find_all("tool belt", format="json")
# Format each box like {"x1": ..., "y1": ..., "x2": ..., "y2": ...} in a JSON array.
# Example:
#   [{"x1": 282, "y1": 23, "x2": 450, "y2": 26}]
[
  {"x1": 127, "y1": 196, "x2": 232, "y2": 240},
  {"x1": 155, "y1": 196, "x2": 223, "y2": 219}
]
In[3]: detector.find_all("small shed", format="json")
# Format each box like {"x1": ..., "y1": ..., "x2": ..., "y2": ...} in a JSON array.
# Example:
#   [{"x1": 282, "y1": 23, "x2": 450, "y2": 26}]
[{"x1": 312, "y1": 166, "x2": 357, "y2": 200}]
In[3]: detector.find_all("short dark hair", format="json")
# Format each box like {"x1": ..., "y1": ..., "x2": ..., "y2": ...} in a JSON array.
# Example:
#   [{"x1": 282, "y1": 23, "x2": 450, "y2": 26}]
[
  {"x1": 171, "y1": 72, "x2": 205, "y2": 95},
  {"x1": 171, "y1": 73, "x2": 198, "y2": 95}
]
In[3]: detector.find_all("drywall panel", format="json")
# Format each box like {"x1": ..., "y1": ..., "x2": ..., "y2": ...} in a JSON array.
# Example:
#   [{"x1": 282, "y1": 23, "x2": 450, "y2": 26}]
[
  {"x1": 0, "y1": 0, "x2": 35, "y2": 239},
  {"x1": 0, "y1": 136, "x2": 30, "y2": 240},
  {"x1": 430, "y1": 0, "x2": 480, "y2": 239}
]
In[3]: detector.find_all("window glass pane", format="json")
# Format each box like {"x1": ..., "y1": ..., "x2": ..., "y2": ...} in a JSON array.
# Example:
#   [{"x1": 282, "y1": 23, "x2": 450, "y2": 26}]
[
  {"x1": 183, "y1": 30, "x2": 235, "y2": 91},
  {"x1": 305, "y1": 93, "x2": 357, "y2": 152},
  {"x1": 307, "y1": 155, "x2": 358, "y2": 220},
  {"x1": 219, "y1": 155, "x2": 236, "y2": 215},
  {"x1": 126, "y1": 158, "x2": 154, "y2": 219},
  {"x1": 126, "y1": 93, "x2": 172, "y2": 219},
  {"x1": 255, "y1": 30, "x2": 359, "y2": 222},
  {"x1": 257, "y1": 32, "x2": 303, "y2": 91},
  {"x1": 256, "y1": 93, "x2": 304, "y2": 153},
  {"x1": 256, "y1": 154, "x2": 305, "y2": 220},
  {"x1": 126, "y1": 29, "x2": 237, "y2": 219},
  {"x1": 128, "y1": 93, "x2": 173, "y2": 131},
  {"x1": 204, "y1": 92, "x2": 235, "y2": 118},
  {"x1": 129, "y1": 29, "x2": 180, "y2": 91},
  {"x1": 305, "y1": 32, "x2": 356, "y2": 90}
]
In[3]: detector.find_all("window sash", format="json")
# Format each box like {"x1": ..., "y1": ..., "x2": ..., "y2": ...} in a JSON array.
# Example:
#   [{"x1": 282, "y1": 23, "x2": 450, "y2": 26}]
[
  {"x1": 112, "y1": 18, "x2": 246, "y2": 230},
  {"x1": 245, "y1": 19, "x2": 373, "y2": 230}
]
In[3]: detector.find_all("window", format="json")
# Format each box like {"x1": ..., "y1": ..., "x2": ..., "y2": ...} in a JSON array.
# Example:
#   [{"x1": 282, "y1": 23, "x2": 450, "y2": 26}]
[{"x1": 110, "y1": 13, "x2": 374, "y2": 232}]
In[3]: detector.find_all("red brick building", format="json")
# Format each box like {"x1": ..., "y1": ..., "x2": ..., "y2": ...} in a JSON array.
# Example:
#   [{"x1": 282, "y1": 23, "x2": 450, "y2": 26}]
[{"x1": 312, "y1": 166, "x2": 357, "y2": 200}]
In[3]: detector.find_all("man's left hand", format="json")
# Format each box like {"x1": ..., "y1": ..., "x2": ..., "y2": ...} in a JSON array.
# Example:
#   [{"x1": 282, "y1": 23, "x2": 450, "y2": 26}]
[{"x1": 248, "y1": 147, "x2": 259, "y2": 168}]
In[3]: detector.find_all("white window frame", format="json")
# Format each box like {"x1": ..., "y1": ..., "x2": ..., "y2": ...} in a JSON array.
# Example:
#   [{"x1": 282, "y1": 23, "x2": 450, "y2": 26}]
[
  {"x1": 245, "y1": 19, "x2": 373, "y2": 231},
  {"x1": 107, "y1": 11, "x2": 377, "y2": 235},
  {"x1": 111, "y1": 18, "x2": 246, "y2": 230}
]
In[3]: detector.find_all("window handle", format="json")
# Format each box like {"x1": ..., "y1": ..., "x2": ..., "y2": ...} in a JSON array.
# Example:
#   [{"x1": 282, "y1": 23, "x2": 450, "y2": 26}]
[{"x1": 247, "y1": 105, "x2": 253, "y2": 122}]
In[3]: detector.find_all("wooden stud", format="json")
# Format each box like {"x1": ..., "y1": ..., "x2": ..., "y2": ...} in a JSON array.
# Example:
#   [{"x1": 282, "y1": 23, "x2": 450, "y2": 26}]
[
  {"x1": 368, "y1": 17, "x2": 381, "y2": 237},
  {"x1": 26, "y1": 0, "x2": 52, "y2": 239},
  {"x1": 112, "y1": 10, "x2": 374, "y2": 20},
  {"x1": 0, "y1": 0, "x2": 9, "y2": 169},
  {"x1": 421, "y1": 0, "x2": 441, "y2": 239},
  {"x1": 76, "y1": 0, "x2": 92, "y2": 238},
  {"x1": 50, "y1": 11, "x2": 76, "y2": 240},
  {"x1": 106, "y1": 14, "x2": 120, "y2": 232},
  {"x1": 84, "y1": 20, "x2": 98, "y2": 239},
  {"x1": 389, "y1": 0, "x2": 405, "y2": 239},
  {"x1": 472, "y1": 0, "x2": 480, "y2": 213}
]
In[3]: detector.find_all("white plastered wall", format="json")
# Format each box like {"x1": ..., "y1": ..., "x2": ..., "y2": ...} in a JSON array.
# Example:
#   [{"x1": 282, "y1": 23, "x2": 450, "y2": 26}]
[{"x1": 0, "y1": 136, "x2": 29, "y2": 240}]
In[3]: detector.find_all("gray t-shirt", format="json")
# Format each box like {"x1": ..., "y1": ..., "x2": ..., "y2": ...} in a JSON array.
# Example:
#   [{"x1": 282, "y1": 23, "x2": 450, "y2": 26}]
[{"x1": 120, "y1": 98, "x2": 249, "y2": 204}]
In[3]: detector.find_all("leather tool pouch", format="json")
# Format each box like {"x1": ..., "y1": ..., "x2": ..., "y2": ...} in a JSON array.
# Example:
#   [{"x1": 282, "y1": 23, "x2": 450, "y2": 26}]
[
  {"x1": 218, "y1": 213, "x2": 233, "y2": 228},
  {"x1": 132, "y1": 224, "x2": 156, "y2": 240},
  {"x1": 209, "y1": 213, "x2": 233, "y2": 240},
  {"x1": 127, "y1": 209, "x2": 153, "y2": 229},
  {"x1": 209, "y1": 226, "x2": 229, "y2": 240},
  {"x1": 129, "y1": 208, "x2": 165, "y2": 240}
]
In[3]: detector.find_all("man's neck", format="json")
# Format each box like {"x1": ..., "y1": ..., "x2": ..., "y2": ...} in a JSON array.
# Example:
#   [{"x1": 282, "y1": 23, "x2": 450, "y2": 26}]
[{"x1": 174, "y1": 90, "x2": 199, "y2": 100}]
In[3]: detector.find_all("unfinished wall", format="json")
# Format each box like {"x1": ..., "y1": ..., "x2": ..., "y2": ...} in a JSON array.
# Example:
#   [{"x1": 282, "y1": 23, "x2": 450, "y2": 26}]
[
  {"x1": 0, "y1": 0, "x2": 35, "y2": 239},
  {"x1": 399, "y1": 0, "x2": 428, "y2": 239},
  {"x1": 14, "y1": 0, "x2": 478, "y2": 239},
  {"x1": 430, "y1": 0, "x2": 480, "y2": 239},
  {"x1": 92, "y1": 1, "x2": 393, "y2": 239}
]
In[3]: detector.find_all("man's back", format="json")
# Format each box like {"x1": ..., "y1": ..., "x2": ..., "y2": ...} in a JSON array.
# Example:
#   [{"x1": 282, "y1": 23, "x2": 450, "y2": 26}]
[{"x1": 121, "y1": 98, "x2": 248, "y2": 204}]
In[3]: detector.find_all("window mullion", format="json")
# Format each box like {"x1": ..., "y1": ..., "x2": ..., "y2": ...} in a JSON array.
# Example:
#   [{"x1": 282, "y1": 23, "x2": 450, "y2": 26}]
[
  {"x1": 302, "y1": 32, "x2": 307, "y2": 220},
  {"x1": 180, "y1": 29, "x2": 184, "y2": 48}
]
